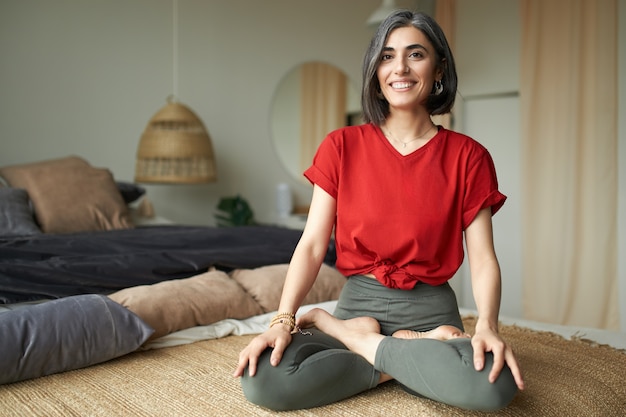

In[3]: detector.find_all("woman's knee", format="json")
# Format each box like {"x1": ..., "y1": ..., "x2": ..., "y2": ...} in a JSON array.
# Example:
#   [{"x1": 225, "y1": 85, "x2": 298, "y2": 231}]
[
  {"x1": 455, "y1": 355, "x2": 519, "y2": 411},
  {"x1": 448, "y1": 339, "x2": 518, "y2": 410},
  {"x1": 241, "y1": 378, "x2": 298, "y2": 411},
  {"x1": 240, "y1": 350, "x2": 297, "y2": 410},
  {"x1": 240, "y1": 342, "x2": 380, "y2": 411},
  {"x1": 396, "y1": 346, "x2": 518, "y2": 412},
  {"x1": 465, "y1": 376, "x2": 518, "y2": 411},
  {"x1": 239, "y1": 331, "x2": 355, "y2": 410}
]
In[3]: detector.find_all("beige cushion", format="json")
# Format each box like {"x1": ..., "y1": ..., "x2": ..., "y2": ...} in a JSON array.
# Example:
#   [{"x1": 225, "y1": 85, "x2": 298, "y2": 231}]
[
  {"x1": 230, "y1": 263, "x2": 347, "y2": 313},
  {"x1": 108, "y1": 269, "x2": 264, "y2": 340},
  {"x1": 0, "y1": 156, "x2": 132, "y2": 234}
]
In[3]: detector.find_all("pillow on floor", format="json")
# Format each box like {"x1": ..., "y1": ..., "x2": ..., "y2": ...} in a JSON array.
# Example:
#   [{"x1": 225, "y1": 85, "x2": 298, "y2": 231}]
[
  {"x1": 230, "y1": 263, "x2": 347, "y2": 313},
  {"x1": 0, "y1": 294, "x2": 154, "y2": 385},
  {"x1": 108, "y1": 269, "x2": 264, "y2": 340}
]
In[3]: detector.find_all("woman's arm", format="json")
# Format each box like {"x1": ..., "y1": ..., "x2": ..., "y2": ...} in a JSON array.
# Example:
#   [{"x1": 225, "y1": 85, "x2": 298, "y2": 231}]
[
  {"x1": 276, "y1": 185, "x2": 337, "y2": 315},
  {"x1": 234, "y1": 185, "x2": 336, "y2": 377},
  {"x1": 465, "y1": 207, "x2": 524, "y2": 390}
]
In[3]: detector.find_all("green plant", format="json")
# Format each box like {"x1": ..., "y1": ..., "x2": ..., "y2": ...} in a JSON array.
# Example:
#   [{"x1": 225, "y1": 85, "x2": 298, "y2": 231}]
[{"x1": 214, "y1": 195, "x2": 257, "y2": 227}]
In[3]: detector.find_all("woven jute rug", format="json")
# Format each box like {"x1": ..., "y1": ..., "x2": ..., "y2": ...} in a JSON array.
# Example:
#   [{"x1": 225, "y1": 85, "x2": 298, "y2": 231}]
[{"x1": 1, "y1": 317, "x2": 624, "y2": 416}]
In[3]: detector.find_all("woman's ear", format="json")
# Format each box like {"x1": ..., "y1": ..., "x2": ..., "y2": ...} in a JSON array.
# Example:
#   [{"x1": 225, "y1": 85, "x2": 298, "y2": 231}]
[{"x1": 436, "y1": 58, "x2": 447, "y2": 80}]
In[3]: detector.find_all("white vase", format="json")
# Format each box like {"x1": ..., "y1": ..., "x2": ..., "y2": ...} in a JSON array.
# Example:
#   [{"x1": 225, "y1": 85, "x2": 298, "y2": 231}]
[{"x1": 276, "y1": 183, "x2": 293, "y2": 218}]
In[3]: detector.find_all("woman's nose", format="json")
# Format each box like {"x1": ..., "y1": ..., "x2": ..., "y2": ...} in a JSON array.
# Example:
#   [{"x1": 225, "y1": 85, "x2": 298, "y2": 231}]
[{"x1": 394, "y1": 59, "x2": 408, "y2": 74}]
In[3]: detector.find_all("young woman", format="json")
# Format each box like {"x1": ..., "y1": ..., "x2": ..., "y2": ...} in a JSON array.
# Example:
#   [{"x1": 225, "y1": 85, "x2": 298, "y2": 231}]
[{"x1": 234, "y1": 10, "x2": 524, "y2": 412}]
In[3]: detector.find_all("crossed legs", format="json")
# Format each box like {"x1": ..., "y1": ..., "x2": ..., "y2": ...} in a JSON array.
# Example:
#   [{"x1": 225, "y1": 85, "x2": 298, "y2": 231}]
[{"x1": 297, "y1": 308, "x2": 470, "y2": 384}]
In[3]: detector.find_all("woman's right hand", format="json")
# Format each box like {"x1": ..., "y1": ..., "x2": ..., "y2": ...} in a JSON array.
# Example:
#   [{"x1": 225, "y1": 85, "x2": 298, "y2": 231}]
[
  {"x1": 233, "y1": 186, "x2": 336, "y2": 378},
  {"x1": 233, "y1": 324, "x2": 293, "y2": 377}
]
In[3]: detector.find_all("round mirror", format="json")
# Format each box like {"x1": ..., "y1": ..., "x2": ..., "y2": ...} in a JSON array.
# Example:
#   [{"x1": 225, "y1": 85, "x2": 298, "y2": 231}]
[{"x1": 271, "y1": 62, "x2": 361, "y2": 183}]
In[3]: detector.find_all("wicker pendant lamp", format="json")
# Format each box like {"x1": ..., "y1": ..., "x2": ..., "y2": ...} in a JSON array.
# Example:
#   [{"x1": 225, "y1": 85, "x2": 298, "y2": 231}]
[
  {"x1": 134, "y1": 0, "x2": 216, "y2": 184},
  {"x1": 135, "y1": 97, "x2": 217, "y2": 184}
]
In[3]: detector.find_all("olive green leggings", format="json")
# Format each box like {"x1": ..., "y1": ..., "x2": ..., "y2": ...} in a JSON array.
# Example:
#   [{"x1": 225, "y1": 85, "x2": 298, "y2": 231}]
[{"x1": 241, "y1": 276, "x2": 518, "y2": 411}]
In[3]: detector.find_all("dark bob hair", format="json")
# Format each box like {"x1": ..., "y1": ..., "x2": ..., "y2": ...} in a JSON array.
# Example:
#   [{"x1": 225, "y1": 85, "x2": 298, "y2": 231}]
[{"x1": 361, "y1": 10, "x2": 457, "y2": 124}]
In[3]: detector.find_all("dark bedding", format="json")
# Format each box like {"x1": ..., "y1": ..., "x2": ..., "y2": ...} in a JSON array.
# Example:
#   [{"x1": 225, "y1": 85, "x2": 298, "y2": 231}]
[{"x1": 0, "y1": 225, "x2": 335, "y2": 304}]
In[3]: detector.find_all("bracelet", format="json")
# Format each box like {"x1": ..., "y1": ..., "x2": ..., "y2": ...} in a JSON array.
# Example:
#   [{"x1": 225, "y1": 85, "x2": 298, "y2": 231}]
[{"x1": 269, "y1": 312, "x2": 296, "y2": 333}]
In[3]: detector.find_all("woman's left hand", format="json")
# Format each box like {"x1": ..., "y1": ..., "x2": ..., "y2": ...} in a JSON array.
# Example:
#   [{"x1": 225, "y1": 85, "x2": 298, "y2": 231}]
[{"x1": 471, "y1": 326, "x2": 525, "y2": 390}]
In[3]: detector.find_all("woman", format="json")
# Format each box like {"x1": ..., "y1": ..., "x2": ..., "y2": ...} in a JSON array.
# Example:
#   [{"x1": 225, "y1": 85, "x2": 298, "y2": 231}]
[{"x1": 234, "y1": 10, "x2": 524, "y2": 411}]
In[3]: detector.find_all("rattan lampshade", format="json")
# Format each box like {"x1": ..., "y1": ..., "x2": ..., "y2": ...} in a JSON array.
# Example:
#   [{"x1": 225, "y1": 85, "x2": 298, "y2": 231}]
[{"x1": 135, "y1": 99, "x2": 217, "y2": 184}]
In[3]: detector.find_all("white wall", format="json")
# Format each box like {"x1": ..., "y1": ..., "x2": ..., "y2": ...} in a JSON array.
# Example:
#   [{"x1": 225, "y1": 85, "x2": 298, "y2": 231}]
[
  {"x1": 455, "y1": 0, "x2": 520, "y2": 97},
  {"x1": 451, "y1": 0, "x2": 523, "y2": 318},
  {"x1": 0, "y1": 0, "x2": 397, "y2": 225},
  {"x1": 459, "y1": 96, "x2": 523, "y2": 318}
]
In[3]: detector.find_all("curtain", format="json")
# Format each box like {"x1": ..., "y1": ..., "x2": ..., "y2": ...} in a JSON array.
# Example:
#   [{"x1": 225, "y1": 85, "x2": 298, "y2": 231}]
[
  {"x1": 520, "y1": 0, "x2": 619, "y2": 329},
  {"x1": 299, "y1": 62, "x2": 347, "y2": 173}
]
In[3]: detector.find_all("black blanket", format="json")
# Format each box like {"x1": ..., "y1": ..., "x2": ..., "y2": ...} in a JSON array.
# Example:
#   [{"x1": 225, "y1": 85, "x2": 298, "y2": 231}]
[{"x1": 0, "y1": 225, "x2": 335, "y2": 304}]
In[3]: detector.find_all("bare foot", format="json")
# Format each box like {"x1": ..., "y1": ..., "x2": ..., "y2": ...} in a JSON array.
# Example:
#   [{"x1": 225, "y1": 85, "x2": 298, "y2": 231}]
[
  {"x1": 298, "y1": 308, "x2": 381, "y2": 337},
  {"x1": 392, "y1": 325, "x2": 470, "y2": 341},
  {"x1": 297, "y1": 308, "x2": 384, "y2": 364}
]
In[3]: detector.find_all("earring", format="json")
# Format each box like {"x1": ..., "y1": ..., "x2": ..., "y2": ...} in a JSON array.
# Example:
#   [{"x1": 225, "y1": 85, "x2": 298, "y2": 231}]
[{"x1": 433, "y1": 79, "x2": 444, "y2": 96}]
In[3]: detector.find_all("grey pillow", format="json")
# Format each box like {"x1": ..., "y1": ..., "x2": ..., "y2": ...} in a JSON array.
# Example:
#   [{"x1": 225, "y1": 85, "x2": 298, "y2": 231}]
[
  {"x1": 0, "y1": 294, "x2": 154, "y2": 385},
  {"x1": 0, "y1": 188, "x2": 41, "y2": 236}
]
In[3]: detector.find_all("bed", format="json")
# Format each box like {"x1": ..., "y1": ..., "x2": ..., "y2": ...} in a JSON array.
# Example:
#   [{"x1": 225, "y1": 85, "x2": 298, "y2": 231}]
[
  {"x1": 1, "y1": 156, "x2": 625, "y2": 416},
  {"x1": 0, "y1": 156, "x2": 342, "y2": 381}
]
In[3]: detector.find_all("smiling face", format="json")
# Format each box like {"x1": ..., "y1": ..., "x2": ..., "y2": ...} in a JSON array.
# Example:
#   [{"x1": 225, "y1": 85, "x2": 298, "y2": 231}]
[{"x1": 376, "y1": 26, "x2": 443, "y2": 114}]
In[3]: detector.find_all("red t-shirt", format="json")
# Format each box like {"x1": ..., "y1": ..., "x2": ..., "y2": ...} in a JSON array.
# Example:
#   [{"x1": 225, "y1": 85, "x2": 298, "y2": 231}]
[{"x1": 304, "y1": 123, "x2": 506, "y2": 289}]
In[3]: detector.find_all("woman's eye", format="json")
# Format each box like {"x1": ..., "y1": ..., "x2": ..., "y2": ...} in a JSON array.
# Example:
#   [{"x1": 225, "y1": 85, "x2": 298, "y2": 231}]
[
  {"x1": 409, "y1": 52, "x2": 423, "y2": 59},
  {"x1": 381, "y1": 54, "x2": 393, "y2": 61}
]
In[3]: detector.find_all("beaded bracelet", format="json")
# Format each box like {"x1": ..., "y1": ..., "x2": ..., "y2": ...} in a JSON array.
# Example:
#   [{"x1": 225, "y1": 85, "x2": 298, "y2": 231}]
[
  {"x1": 269, "y1": 312, "x2": 313, "y2": 336},
  {"x1": 269, "y1": 312, "x2": 296, "y2": 333}
]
